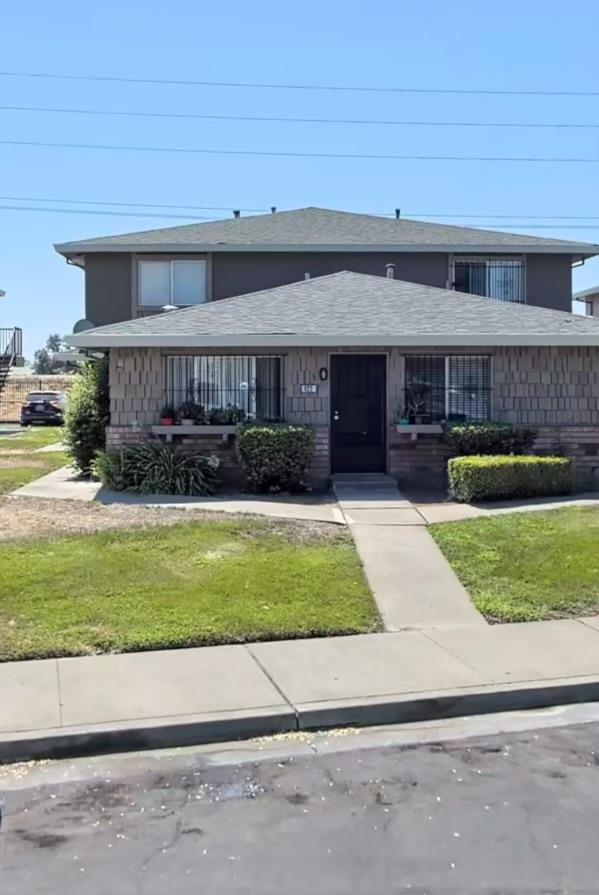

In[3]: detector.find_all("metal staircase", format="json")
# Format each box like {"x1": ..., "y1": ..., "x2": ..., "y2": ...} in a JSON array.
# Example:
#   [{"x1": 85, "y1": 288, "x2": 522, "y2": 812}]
[{"x1": 0, "y1": 327, "x2": 23, "y2": 400}]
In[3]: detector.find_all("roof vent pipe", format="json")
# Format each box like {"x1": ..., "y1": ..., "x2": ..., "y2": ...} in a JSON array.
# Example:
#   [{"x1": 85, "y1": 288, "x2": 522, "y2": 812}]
[
  {"x1": 233, "y1": 209, "x2": 241, "y2": 218},
  {"x1": 304, "y1": 272, "x2": 311, "y2": 280},
  {"x1": 385, "y1": 263, "x2": 396, "y2": 279},
  {"x1": 395, "y1": 208, "x2": 401, "y2": 220},
  {"x1": 271, "y1": 206, "x2": 277, "y2": 214}
]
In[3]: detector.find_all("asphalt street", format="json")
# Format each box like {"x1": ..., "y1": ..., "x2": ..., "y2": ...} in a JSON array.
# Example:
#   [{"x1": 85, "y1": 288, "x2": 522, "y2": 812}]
[{"x1": 2, "y1": 707, "x2": 599, "y2": 893}]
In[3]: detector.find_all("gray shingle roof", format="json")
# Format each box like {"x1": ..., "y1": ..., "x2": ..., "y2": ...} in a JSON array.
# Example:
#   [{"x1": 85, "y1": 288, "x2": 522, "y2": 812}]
[
  {"x1": 55, "y1": 207, "x2": 599, "y2": 255},
  {"x1": 68, "y1": 271, "x2": 599, "y2": 348}
]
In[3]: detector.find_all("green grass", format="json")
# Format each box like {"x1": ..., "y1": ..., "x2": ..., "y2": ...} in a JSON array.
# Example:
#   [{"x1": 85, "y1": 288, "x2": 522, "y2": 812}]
[
  {"x1": 0, "y1": 425, "x2": 68, "y2": 495},
  {"x1": 0, "y1": 454, "x2": 68, "y2": 495},
  {"x1": 430, "y1": 507, "x2": 599, "y2": 623},
  {"x1": 0, "y1": 426, "x2": 64, "y2": 452},
  {"x1": 0, "y1": 519, "x2": 378, "y2": 661}
]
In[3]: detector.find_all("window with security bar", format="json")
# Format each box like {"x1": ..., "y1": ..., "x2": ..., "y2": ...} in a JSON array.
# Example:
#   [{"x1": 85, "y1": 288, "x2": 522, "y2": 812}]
[
  {"x1": 452, "y1": 256, "x2": 525, "y2": 303},
  {"x1": 404, "y1": 355, "x2": 491, "y2": 423},
  {"x1": 166, "y1": 355, "x2": 283, "y2": 423}
]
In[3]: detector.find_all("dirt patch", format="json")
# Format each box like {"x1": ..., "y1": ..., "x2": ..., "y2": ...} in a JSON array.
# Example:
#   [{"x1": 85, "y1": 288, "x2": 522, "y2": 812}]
[
  {"x1": 0, "y1": 497, "x2": 343, "y2": 544},
  {"x1": 0, "y1": 458, "x2": 47, "y2": 469}
]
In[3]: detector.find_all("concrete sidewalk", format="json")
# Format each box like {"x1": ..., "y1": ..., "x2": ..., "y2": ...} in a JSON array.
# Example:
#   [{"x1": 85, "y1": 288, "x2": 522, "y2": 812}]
[
  {"x1": 333, "y1": 474, "x2": 486, "y2": 630},
  {"x1": 4, "y1": 618, "x2": 599, "y2": 761}
]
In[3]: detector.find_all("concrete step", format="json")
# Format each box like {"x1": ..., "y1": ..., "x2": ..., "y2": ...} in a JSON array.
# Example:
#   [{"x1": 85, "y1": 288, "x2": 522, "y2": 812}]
[{"x1": 332, "y1": 473, "x2": 396, "y2": 486}]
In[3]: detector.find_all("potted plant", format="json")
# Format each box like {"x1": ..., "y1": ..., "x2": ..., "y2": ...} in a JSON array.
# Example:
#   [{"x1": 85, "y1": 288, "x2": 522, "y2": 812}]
[
  {"x1": 178, "y1": 400, "x2": 204, "y2": 425},
  {"x1": 405, "y1": 384, "x2": 431, "y2": 425},
  {"x1": 159, "y1": 404, "x2": 176, "y2": 426}
]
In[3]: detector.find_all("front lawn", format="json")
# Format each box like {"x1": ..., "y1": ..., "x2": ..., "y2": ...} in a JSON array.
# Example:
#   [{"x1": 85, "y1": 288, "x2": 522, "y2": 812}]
[
  {"x1": 430, "y1": 507, "x2": 599, "y2": 623},
  {"x1": 0, "y1": 426, "x2": 64, "y2": 452},
  {"x1": 0, "y1": 519, "x2": 378, "y2": 661},
  {"x1": 0, "y1": 426, "x2": 68, "y2": 495}
]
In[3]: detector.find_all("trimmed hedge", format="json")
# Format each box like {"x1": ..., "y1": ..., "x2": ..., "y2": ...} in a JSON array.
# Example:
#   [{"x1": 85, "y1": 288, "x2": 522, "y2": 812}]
[
  {"x1": 92, "y1": 442, "x2": 220, "y2": 496},
  {"x1": 236, "y1": 423, "x2": 315, "y2": 492},
  {"x1": 448, "y1": 455, "x2": 574, "y2": 502},
  {"x1": 442, "y1": 422, "x2": 537, "y2": 458}
]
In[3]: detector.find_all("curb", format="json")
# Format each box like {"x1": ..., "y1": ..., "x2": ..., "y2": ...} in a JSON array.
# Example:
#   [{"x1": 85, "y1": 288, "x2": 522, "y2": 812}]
[
  {"x1": 2, "y1": 678, "x2": 599, "y2": 763},
  {"x1": 294, "y1": 678, "x2": 599, "y2": 730},
  {"x1": 0, "y1": 708, "x2": 296, "y2": 763}
]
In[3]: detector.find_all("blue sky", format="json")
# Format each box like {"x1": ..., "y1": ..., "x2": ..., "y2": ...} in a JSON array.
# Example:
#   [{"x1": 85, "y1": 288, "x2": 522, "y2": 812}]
[{"x1": 1, "y1": 0, "x2": 599, "y2": 356}]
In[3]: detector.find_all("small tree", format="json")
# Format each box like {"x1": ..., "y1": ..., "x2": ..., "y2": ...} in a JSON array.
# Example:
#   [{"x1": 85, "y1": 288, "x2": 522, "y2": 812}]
[
  {"x1": 32, "y1": 347, "x2": 55, "y2": 374},
  {"x1": 32, "y1": 333, "x2": 69, "y2": 373},
  {"x1": 63, "y1": 356, "x2": 110, "y2": 474},
  {"x1": 46, "y1": 333, "x2": 66, "y2": 352}
]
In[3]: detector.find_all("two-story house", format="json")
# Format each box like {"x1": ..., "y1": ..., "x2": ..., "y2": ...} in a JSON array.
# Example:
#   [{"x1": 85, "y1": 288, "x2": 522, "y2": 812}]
[{"x1": 60, "y1": 206, "x2": 599, "y2": 488}]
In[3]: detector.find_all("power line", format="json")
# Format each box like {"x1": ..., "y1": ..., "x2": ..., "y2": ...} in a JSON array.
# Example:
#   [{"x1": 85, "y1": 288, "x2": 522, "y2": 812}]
[
  {"x1": 3, "y1": 138, "x2": 599, "y2": 163},
  {"x1": 2, "y1": 103, "x2": 598, "y2": 130},
  {"x1": 0, "y1": 70, "x2": 597, "y2": 97},
  {"x1": 3, "y1": 195, "x2": 599, "y2": 222},
  {"x1": 0, "y1": 204, "x2": 227, "y2": 221},
  {"x1": 0, "y1": 195, "x2": 268, "y2": 213},
  {"x1": 2, "y1": 203, "x2": 599, "y2": 229}
]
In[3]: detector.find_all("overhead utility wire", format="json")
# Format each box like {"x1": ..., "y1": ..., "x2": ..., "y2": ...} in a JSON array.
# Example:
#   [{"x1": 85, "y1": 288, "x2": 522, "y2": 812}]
[
  {"x1": 2, "y1": 204, "x2": 599, "y2": 229},
  {"x1": 0, "y1": 70, "x2": 597, "y2": 96},
  {"x1": 0, "y1": 195, "x2": 269, "y2": 213},
  {"x1": 4, "y1": 139, "x2": 599, "y2": 163},
  {"x1": 4, "y1": 196, "x2": 599, "y2": 220},
  {"x1": 1, "y1": 104, "x2": 597, "y2": 129}
]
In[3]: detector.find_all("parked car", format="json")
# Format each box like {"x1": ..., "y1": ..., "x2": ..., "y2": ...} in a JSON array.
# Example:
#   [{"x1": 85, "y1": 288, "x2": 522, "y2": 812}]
[{"x1": 20, "y1": 391, "x2": 67, "y2": 426}]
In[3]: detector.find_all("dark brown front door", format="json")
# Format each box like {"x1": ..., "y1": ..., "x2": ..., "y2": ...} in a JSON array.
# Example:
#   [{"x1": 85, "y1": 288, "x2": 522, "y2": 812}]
[{"x1": 330, "y1": 354, "x2": 386, "y2": 473}]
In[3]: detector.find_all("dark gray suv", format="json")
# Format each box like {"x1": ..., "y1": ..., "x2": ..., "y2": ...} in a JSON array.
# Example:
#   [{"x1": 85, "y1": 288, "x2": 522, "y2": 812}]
[{"x1": 20, "y1": 391, "x2": 67, "y2": 426}]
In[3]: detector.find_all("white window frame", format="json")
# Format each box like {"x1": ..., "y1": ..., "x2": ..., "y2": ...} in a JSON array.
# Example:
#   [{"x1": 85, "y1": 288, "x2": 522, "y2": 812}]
[
  {"x1": 137, "y1": 259, "x2": 207, "y2": 308},
  {"x1": 448, "y1": 254, "x2": 526, "y2": 304}
]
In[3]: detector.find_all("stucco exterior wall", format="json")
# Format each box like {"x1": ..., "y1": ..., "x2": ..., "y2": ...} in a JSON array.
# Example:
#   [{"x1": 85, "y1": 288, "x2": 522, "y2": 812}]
[
  {"x1": 106, "y1": 345, "x2": 599, "y2": 488},
  {"x1": 84, "y1": 250, "x2": 575, "y2": 327}
]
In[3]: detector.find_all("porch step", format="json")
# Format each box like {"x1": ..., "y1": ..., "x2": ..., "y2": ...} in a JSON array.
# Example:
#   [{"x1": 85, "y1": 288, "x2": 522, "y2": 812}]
[
  {"x1": 332, "y1": 473, "x2": 397, "y2": 487},
  {"x1": 332, "y1": 474, "x2": 419, "y2": 520}
]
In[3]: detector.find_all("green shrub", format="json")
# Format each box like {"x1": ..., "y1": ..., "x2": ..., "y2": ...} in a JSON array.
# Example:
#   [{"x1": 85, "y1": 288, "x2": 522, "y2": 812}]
[
  {"x1": 92, "y1": 442, "x2": 220, "y2": 496},
  {"x1": 236, "y1": 423, "x2": 315, "y2": 492},
  {"x1": 448, "y1": 455, "x2": 574, "y2": 502},
  {"x1": 442, "y1": 422, "x2": 537, "y2": 457},
  {"x1": 63, "y1": 356, "x2": 110, "y2": 474}
]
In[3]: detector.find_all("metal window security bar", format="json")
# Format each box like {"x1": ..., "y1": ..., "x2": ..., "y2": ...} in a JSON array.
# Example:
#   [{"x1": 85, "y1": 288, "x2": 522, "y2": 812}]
[
  {"x1": 166, "y1": 355, "x2": 283, "y2": 422},
  {"x1": 404, "y1": 355, "x2": 491, "y2": 423},
  {"x1": 452, "y1": 256, "x2": 525, "y2": 303}
]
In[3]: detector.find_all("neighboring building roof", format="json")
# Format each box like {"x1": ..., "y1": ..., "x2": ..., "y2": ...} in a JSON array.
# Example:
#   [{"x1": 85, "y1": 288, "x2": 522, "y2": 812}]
[
  {"x1": 67, "y1": 271, "x2": 599, "y2": 349},
  {"x1": 54, "y1": 207, "x2": 599, "y2": 258},
  {"x1": 574, "y1": 285, "x2": 599, "y2": 300}
]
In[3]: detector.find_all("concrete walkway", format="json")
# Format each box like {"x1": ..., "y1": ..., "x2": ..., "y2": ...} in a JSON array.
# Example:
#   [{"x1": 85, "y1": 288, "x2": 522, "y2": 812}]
[
  {"x1": 4, "y1": 618, "x2": 599, "y2": 761},
  {"x1": 33, "y1": 440, "x2": 65, "y2": 453},
  {"x1": 414, "y1": 491, "x2": 599, "y2": 524},
  {"x1": 12, "y1": 467, "x2": 344, "y2": 523},
  {"x1": 333, "y1": 474, "x2": 486, "y2": 630}
]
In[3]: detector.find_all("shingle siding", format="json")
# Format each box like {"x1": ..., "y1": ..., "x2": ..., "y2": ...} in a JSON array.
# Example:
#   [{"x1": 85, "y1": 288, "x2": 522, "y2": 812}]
[{"x1": 107, "y1": 345, "x2": 599, "y2": 488}]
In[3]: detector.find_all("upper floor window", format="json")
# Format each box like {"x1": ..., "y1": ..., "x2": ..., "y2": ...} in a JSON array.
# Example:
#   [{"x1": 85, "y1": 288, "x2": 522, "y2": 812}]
[
  {"x1": 138, "y1": 260, "x2": 206, "y2": 307},
  {"x1": 452, "y1": 256, "x2": 525, "y2": 303}
]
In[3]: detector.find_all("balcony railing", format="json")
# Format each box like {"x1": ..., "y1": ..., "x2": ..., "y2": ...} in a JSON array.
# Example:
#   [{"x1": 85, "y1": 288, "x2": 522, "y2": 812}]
[
  {"x1": 401, "y1": 386, "x2": 491, "y2": 424},
  {"x1": 0, "y1": 327, "x2": 22, "y2": 361}
]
